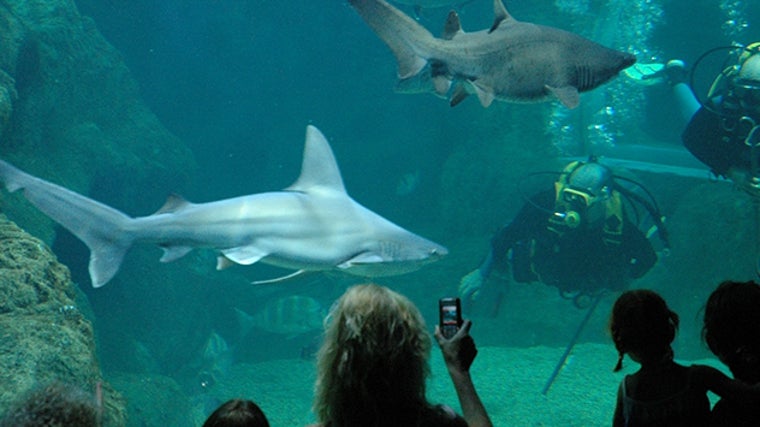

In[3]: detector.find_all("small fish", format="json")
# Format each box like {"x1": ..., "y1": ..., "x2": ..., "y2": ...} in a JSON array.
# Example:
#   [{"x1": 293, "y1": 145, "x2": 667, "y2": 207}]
[
  {"x1": 236, "y1": 295, "x2": 325, "y2": 338},
  {"x1": 201, "y1": 332, "x2": 231, "y2": 363},
  {"x1": 197, "y1": 332, "x2": 233, "y2": 391},
  {"x1": 130, "y1": 339, "x2": 162, "y2": 374},
  {"x1": 395, "y1": 171, "x2": 420, "y2": 196}
]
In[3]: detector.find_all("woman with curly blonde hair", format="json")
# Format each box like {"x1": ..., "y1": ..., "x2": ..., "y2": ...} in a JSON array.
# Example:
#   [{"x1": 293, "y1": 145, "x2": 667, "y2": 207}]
[{"x1": 308, "y1": 284, "x2": 492, "y2": 427}]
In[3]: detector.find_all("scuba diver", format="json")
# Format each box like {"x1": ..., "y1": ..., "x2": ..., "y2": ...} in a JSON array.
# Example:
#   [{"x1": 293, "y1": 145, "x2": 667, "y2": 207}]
[
  {"x1": 664, "y1": 43, "x2": 760, "y2": 193},
  {"x1": 656, "y1": 42, "x2": 760, "y2": 277},
  {"x1": 459, "y1": 159, "x2": 664, "y2": 308}
]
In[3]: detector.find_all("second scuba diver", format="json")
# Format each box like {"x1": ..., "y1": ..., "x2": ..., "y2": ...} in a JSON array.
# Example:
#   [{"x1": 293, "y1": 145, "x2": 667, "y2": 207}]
[{"x1": 665, "y1": 43, "x2": 760, "y2": 194}]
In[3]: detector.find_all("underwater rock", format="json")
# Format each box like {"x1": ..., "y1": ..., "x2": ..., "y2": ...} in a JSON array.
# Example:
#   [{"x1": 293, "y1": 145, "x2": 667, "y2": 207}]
[
  {"x1": 666, "y1": 183, "x2": 757, "y2": 282},
  {"x1": 0, "y1": 0, "x2": 195, "y2": 245},
  {"x1": 0, "y1": 70, "x2": 16, "y2": 135},
  {"x1": 0, "y1": 215, "x2": 126, "y2": 425},
  {"x1": 0, "y1": 1, "x2": 208, "y2": 405},
  {"x1": 108, "y1": 373, "x2": 194, "y2": 427},
  {"x1": 649, "y1": 183, "x2": 758, "y2": 359}
]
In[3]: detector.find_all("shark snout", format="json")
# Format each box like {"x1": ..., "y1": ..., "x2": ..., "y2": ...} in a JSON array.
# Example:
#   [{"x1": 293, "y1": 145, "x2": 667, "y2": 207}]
[
  {"x1": 619, "y1": 53, "x2": 637, "y2": 72},
  {"x1": 429, "y1": 245, "x2": 448, "y2": 258}
]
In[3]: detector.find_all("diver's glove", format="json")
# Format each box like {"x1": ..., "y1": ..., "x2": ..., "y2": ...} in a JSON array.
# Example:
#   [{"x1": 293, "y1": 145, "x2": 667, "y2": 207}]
[
  {"x1": 624, "y1": 60, "x2": 686, "y2": 86},
  {"x1": 665, "y1": 59, "x2": 688, "y2": 86},
  {"x1": 459, "y1": 269, "x2": 485, "y2": 301}
]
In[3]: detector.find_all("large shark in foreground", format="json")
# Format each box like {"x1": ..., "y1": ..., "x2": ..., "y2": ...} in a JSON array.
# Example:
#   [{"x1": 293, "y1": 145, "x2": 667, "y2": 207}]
[
  {"x1": 350, "y1": 0, "x2": 636, "y2": 109},
  {"x1": 0, "y1": 125, "x2": 447, "y2": 287}
]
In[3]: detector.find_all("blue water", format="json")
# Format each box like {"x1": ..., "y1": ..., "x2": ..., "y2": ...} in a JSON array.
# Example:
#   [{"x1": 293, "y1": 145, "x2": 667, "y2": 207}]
[{"x1": 17, "y1": 0, "x2": 760, "y2": 425}]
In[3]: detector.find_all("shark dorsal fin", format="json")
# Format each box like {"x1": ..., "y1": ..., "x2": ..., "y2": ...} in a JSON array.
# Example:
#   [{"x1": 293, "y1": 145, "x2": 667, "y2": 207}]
[
  {"x1": 442, "y1": 11, "x2": 464, "y2": 40},
  {"x1": 155, "y1": 193, "x2": 193, "y2": 214},
  {"x1": 489, "y1": 0, "x2": 514, "y2": 33},
  {"x1": 286, "y1": 125, "x2": 347, "y2": 194}
]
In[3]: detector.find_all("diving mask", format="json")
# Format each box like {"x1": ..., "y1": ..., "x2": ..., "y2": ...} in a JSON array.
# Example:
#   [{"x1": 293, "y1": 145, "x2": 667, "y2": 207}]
[
  {"x1": 556, "y1": 186, "x2": 608, "y2": 228},
  {"x1": 705, "y1": 44, "x2": 760, "y2": 115},
  {"x1": 553, "y1": 161, "x2": 613, "y2": 228}
]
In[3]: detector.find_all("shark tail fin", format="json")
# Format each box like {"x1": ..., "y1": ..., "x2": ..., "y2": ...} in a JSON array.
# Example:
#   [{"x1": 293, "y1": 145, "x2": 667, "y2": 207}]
[
  {"x1": 0, "y1": 159, "x2": 135, "y2": 288},
  {"x1": 349, "y1": 0, "x2": 434, "y2": 79}
]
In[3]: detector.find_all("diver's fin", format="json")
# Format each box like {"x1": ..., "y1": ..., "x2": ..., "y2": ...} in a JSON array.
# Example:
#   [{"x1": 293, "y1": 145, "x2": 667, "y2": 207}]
[{"x1": 623, "y1": 63, "x2": 665, "y2": 86}]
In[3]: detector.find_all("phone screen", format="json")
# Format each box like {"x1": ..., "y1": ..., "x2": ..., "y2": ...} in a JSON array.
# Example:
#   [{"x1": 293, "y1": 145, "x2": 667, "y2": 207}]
[{"x1": 439, "y1": 297, "x2": 462, "y2": 339}]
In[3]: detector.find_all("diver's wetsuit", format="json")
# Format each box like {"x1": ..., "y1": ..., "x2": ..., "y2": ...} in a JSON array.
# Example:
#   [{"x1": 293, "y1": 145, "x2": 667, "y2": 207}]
[
  {"x1": 682, "y1": 106, "x2": 759, "y2": 177},
  {"x1": 489, "y1": 189, "x2": 657, "y2": 295}
]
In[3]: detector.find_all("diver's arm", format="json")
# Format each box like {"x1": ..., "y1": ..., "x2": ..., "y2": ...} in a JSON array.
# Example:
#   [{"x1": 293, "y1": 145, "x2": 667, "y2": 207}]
[
  {"x1": 665, "y1": 60, "x2": 700, "y2": 123},
  {"x1": 673, "y1": 81, "x2": 701, "y2": 124},
  {"x1": 475, "y1": 251, "x2": 495, "y2": 279},
  {"x1": 487, "y1": 189, "x2": 555, "y2": 276},
  {"x1": 623, "y1": 222, "x2": 658, "y2": 279},
  {"x1": 461, "y1": 189, "x2": 552, "y2": 300}
]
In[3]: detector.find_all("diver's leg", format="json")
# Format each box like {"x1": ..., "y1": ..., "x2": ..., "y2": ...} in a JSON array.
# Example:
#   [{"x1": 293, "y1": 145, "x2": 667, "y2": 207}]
[{"x1": 666, "y1": 60, "x2": 701, "y2": 123}]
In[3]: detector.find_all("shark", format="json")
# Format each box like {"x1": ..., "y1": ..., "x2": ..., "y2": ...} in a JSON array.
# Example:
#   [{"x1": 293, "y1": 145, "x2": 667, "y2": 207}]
[
  {"x1": 349, "y1": 0, "x2": 637, "y2": 109},
  {"x1": 0, "y1": 125, "x2": 448, "y2": 288},
  {"x1": 391, "y1": 0, "x2": 478, "y2": 13}
]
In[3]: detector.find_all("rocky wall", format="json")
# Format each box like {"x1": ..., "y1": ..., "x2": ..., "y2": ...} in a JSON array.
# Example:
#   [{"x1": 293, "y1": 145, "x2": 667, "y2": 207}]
[
  {"x1": 0, "y1": 0, "x2": 195, "y2": 243},
  {"x1": 0, "y1": 215, "x2": 126, "y2": 425}
]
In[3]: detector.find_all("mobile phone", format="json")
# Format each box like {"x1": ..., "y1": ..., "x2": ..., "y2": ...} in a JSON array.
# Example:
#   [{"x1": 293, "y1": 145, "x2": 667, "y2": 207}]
[{"x1": 439, "y1": 297, "x2": 463, "y2": 339}]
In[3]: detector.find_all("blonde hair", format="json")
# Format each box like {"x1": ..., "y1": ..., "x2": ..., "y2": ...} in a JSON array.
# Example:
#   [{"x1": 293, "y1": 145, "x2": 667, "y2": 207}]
[{"x1": 313, "y1": 284, "x2": 432, "y2": 427}]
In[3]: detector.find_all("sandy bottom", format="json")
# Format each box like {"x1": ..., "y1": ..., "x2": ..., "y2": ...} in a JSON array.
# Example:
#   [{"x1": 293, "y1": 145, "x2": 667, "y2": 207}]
[{"x1": 201, "y1": 342, "x2": 726, "y2": 426}]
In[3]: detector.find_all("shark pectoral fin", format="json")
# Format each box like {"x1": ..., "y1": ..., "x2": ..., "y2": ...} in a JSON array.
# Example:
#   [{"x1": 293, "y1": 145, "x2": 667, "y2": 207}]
[
  {"x1": 159, "y1": 245, "x2": 193, "y2": 263},
  {"x1": 433, "y1": 75, "x2": 452, "y2": 96},
  {"x1": 251, "y1": 270, "x2": 307, "y2": 285},
  {"x1": 547, "y1": 85, "x2": 580, "y2": 109},
  {"x1": 449, "y1": 83, "x2": 469, "y2": 106},
  {"x1": 338, "y1": 253, "x2": 384, "y2": 269},
  {"x1": 470, "y1": 81, "x2": 495, "y2": 108},
  {"x1": 220, "y1": 246, "x2": 268, "y2": 266},
  {"x1": 216, "y1": 256, "x2": 236, "y2": 270}
]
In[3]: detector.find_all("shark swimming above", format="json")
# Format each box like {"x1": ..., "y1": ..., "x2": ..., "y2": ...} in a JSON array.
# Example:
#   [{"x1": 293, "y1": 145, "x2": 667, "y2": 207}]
[
  {"x1": 349, "y1": 0, "x2": 636, "y2": 109},
  {"x1": 391, "y1": 0, "x2": 477, "y2": 12},
  {"x1": 0, "y1": 125, "x2": 448, "y2": 288}
]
